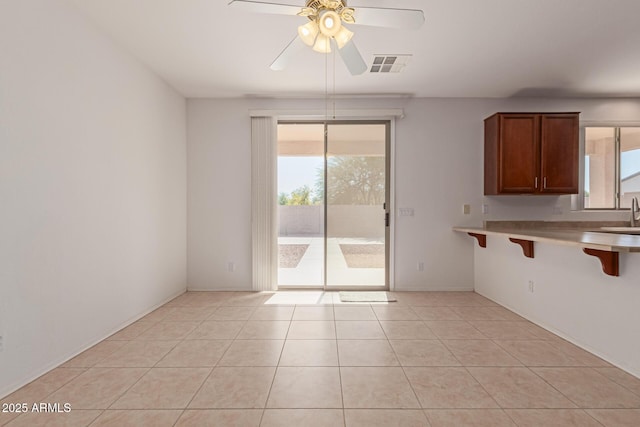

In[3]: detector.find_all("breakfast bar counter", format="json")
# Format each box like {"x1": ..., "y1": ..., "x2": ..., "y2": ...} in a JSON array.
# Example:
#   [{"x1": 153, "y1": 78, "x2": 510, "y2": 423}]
[{"x1": 453, "y1": 222, "x2": 640, "y2": 277}]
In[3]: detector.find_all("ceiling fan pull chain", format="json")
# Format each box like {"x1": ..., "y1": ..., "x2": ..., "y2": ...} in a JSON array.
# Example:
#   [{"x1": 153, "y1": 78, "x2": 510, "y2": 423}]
[
  {"x1": 325, "y1": 43, "x2": 328, "y2": 122},
  {"x1": 333, "y1": 43, "x2": 337, "y2": 119}
]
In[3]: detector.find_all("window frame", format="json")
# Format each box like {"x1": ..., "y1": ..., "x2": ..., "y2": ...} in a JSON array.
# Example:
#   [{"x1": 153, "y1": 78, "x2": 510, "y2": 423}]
[{"x1": 579, "y1": 123, "x2": 640, "y2": 211}]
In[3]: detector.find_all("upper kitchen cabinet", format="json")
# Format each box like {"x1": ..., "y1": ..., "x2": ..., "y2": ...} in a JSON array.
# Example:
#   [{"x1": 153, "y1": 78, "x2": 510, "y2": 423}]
[{"x1": 484, "y1": 112, "x2": 579, "y2": 195}]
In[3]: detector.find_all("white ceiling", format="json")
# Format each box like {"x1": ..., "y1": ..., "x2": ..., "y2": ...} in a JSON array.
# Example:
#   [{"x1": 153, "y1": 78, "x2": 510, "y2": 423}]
[{"x1": 71, "y1": 0, "x2": 640, "y2": 98}]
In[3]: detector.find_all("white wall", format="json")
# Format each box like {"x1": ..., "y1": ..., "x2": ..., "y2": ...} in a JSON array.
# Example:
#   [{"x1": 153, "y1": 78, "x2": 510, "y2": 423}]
[
  {"x1": 0, "y1": 0, "x2": 187, "y2": 397},
  {"x1": 188, "y1": 97, "x2": 478, "y2": 291},
  {"x1": 475, "y1": 236, "x2": 640, "y2": 377},
  {"x1": 188, "y1": 97, "x2": 639, "y2": 292}
]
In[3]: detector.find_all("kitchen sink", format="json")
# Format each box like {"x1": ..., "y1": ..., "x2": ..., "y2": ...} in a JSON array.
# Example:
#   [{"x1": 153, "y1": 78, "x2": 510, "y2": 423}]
[{"x1": 599, "y1": 227, "x2": 640, "y2": 235}]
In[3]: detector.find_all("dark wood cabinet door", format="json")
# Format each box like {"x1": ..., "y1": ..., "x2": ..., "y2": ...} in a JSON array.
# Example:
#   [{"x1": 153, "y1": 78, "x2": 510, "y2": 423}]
[
  {"x1": 498, "y1": 115, "x2": 539, "y2": 193},
  {"x1": 540, "y1": 114, "x2": 579, "y2": 193}
]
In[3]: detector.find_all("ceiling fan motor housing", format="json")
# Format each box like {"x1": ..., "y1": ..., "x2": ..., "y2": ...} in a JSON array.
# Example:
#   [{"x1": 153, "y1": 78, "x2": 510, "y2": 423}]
[
  {"x1": 306, "y1": 0, "x2": 347, "y2": 10},
  {"x1": 304, "y1": 0, "x2": 349, "y2": 19}
]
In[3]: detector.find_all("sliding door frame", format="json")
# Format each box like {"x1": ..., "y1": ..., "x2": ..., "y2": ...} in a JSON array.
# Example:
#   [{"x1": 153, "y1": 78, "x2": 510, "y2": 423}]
[{"x1": 277, "y1": 119, "x2": 392, "y2": 291}]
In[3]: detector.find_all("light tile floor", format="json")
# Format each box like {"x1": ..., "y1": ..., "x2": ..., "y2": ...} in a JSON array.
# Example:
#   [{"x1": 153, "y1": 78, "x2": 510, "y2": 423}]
[{"x1": 2, "y1": 291, "x2": 640, "y2": 426}]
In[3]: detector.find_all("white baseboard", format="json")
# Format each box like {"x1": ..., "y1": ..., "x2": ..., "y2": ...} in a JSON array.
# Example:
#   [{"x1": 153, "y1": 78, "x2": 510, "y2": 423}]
[
  {"x1": 394, "y1": 285, "x2": 475, "y2": 292},
  {"x1": 186, "y1": 287, "x2": 253, "y2": 292},
  {"x1": 474, "y1": 290, "x2": 640, "y2": 379},
  {"x1": 0, "y1": 287, "x2": 186, "y2": 400}
]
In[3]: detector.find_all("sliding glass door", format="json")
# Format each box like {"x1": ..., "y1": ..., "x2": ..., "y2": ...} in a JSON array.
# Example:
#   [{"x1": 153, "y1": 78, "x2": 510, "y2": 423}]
[
  {"x1": 277, "y1": 121, "x2": 390, "y2": 290},
  {"x1": 325, "y1": 123, "x2": 389, "y2": 289},
  {"x1": 277, "y1": 123, "x2": 325, "y2": 287}
]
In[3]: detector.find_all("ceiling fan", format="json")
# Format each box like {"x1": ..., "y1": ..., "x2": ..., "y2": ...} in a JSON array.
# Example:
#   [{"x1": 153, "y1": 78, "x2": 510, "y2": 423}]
[{"x1": 228, "y1": 0, "x2": 425, "y2": 75}]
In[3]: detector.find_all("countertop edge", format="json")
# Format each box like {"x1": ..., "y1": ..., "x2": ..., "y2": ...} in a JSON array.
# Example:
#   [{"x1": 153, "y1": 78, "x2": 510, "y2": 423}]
[{"x1": 452, "y1": 226, "x2": 640, "y2": 253}]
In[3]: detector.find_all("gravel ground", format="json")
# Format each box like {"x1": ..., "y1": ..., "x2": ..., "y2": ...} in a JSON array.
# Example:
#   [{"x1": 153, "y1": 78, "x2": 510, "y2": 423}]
[
  {"x1": 278, "y1": 244, "x2": 310, "y2": 268},
  {"x1": 339, "y1": 244, "x2": 385, "y2": 268}
]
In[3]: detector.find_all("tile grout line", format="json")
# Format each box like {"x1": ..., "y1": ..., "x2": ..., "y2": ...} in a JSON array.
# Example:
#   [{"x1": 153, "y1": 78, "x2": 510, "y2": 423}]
[
  {"x1": 333, "y1": 301, "x2": 347, "y2": 426},
  {"x1": 377, "y1": 310, "x2": 425, "y2": 414},
  {"x1": 103, "y1": 303, "x2": 197, "y2": 413},
  {"x1": 105, "y1": 296, "x2": 229, "y2": 421},
  {"x1": 168, "y1": 295, "x2": 238, "y2": 425},
  {"x1": 170, "y1": 409, "x2": 185, "y2": 427},
  {"x1": 587, "y1": 367, "x2": 640, "y2": 400},
  {"x1": 82, "y1": 410, "x2": 105, "y2": 427},
  {"x1": 524, "y1": 366, "x2": 593, "y2": 410},
  {"x1": 30, "y1": 300, "x2": 189, "y2": 424},
  {"x1": 394, "y1": 304, "x2": 512, "y2": 417},
  {"x1": 458, "y1": 364, "x2": 503, "y2": 412},
  {"x1": 104, "y1": 367, "x2": 153, "y2": 411},
  {"x1": 75, "y1": 318, "x2": 175, "y2": 413},
  {"x1": 257, "y1": 309, "x2": 294, "y2": 426},
  {"x1": 581, "y1": 409, "x2": 615, "y2": 427}
]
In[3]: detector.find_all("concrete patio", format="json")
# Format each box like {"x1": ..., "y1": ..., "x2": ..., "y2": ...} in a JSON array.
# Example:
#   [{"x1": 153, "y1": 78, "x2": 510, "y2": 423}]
[{"x1": 277, "y1": 237, "x2": 385, "y2": 288}]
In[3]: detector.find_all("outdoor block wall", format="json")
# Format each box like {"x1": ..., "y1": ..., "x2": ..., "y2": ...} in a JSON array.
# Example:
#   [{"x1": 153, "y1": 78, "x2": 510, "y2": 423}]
[{"x1": 278, "y1": 205, "x2": 384, "y2": 239}]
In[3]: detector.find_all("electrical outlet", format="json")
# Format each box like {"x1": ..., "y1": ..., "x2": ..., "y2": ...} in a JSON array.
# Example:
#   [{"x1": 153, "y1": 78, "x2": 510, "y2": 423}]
[
  {"x1": 528, "y1": 280, "x2": 534, "y2": 293},
  {"x1": 228, "y1": 262, "x2": 235, "y2": 273},
  {"x1": 399, "y1": 208, "x2": 414, "y2": 217},
  {"x1": 417, "y1": 262, "x2": 424, "y2": 272},
  {"x1": 463, "y1": 204, "x2": 471, "y2": 215},
  {"x1": 482, "y1": 204, "x2": 489, "y2": 214},
  {"x1": 0, "y1": 335, "x2": 4, "y2": 352}
]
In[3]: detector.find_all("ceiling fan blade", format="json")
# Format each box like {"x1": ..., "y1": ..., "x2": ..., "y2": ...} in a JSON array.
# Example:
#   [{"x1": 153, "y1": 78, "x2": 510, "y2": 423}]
[
  {"x1": 337, "y1": 40, "x2": 368, "y2": 75},
  {"x1": 270, "y1": 36, "x2": 306, "y2": 71},
  {"x1": 352, "y1": 7, "x2": 425, "y2": 30},
  {"x1": 228, "y1": 0, "x2": 301, "y2": 16}
]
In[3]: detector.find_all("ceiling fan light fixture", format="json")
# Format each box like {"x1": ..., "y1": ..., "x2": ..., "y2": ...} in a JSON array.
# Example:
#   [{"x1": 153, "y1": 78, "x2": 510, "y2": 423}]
[
  {"x1": 229, "y1": 0, "x2": 425, "y2": 76},
  {"x1": 334, "y1": 26, "x2": 353, "y2": 49},
  {"x1": 318, "y1": 10, "x2": 341, "y2": 37},
  {"x1": 298, "y1": 21, "x2": 319, "y2": 46},
  {"x1": 312, "y1": 33, "x2": 332, "y2": 53}
]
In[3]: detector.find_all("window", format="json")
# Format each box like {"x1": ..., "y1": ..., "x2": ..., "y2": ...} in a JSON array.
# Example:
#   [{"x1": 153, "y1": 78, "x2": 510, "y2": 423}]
[{"x1": 584, "y1": 127, "x2": 640, "y2": 209}]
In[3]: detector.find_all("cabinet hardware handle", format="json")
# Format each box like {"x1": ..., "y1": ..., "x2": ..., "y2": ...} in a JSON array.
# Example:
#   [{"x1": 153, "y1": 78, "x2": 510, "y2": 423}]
[
  {"x1": 535, "y1": 177, "x2": 538, "y2": 189},
  {"x1": 543, "y1": 177, "x2": 547, "y2": 189}
]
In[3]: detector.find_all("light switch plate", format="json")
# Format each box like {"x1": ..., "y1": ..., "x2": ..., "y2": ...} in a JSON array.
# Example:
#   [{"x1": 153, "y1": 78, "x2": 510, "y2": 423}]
[{"x1": 399, "y1": 208, "x2": 414, "y2": 217}]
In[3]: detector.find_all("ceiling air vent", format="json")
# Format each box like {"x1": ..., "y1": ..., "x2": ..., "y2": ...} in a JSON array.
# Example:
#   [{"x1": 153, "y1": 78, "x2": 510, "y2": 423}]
[{"x1": 370, "y1": 55, "x2": 412, "y2": 73}]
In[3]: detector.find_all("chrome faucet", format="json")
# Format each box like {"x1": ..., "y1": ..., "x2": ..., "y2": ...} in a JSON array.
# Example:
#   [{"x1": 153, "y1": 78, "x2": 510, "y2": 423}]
[{"x1": 632, "y1": 197, "x2": 640, "y2": 227}]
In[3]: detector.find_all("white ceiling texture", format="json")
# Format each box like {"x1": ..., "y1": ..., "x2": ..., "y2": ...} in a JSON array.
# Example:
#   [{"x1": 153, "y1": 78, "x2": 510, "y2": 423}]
[{"x1": 71, "y1": 0, "x2": 640, "y2": 98}]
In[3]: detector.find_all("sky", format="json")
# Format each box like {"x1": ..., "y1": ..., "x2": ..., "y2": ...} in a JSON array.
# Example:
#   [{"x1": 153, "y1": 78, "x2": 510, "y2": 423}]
[
  {"x1": 278, "y1": 156, "x2": 324, "y2": 195},
  {"x1": 621, "y1": 150, "x2": 640, "y2": 179}
]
